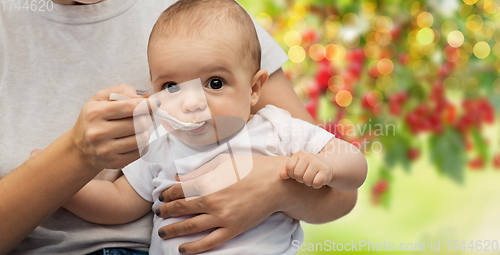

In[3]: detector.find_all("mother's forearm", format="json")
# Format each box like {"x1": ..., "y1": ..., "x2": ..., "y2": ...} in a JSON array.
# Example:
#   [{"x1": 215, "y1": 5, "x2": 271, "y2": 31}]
[
  {"x1": 0, "y1": 132, "x2": 99, "y2": 254},
  {"x1": 279, "y1": 178, "x2": 357, "y2": 224}
]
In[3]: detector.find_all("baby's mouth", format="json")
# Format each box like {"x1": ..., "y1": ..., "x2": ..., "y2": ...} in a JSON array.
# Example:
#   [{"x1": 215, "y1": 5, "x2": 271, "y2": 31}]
[{"x1": 185, "y1": 122, "x2": 208, "y2": 134}]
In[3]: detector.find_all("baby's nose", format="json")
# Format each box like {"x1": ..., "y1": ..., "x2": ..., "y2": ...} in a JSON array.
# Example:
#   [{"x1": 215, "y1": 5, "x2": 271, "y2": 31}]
[{"x1": 181, "y1": 91, "x2": 207, "y2": 113}]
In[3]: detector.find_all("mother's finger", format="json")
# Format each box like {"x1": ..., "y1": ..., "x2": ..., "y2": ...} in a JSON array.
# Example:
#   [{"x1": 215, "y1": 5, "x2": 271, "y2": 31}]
[
  {"x1": 178, "y1": 162, "x2": 241, "y2": 200},
  {"x1": 109, "y1": 131, "x2": 151, "y2": 154},
  {"x1": 95, "y1": 149, "x2": 141, "y2": 170},
  {"x1": 100, "y1": 115, "x2": 153, "y2": 139},
  {"x1": 93, "y1": 83, "x2": 150, "y2": 101},
  {"x1": 178, "y1": 228, "x2": 235, "y2": 254},
  {"x1": 157, "y1": 214, "x2": 215, "y2": 240},
  {"x1": 95, "y1": 97, "x2": 159, "y2": 121},
  {"x1": 156, "y1": 196, "x2": 208, "y2": 218},
  {"x1": 160, "y1": 183, "x2": 185, "y2": 202}
]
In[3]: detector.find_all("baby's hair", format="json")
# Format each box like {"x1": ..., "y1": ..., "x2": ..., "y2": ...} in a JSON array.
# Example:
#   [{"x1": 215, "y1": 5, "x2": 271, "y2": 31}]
[{"x1": 148, "y1": 0, "x2": 261, "y2": 74}]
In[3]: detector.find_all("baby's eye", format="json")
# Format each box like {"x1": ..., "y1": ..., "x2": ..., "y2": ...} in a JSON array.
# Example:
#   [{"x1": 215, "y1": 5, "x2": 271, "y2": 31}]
[
  {"x1": 164, "y1": 83, "x2": 181, "y2": 93},
  {"x1": 207, "y1": 78, "x2": 225, "y2": 90}
]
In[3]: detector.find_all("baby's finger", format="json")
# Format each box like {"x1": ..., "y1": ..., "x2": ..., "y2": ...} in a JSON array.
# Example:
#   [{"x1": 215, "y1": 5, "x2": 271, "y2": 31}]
[
  {"x1": 312, "y1": 171, "x2": 329, "y2": 189},
  {"x1": 293, "y1": 158, "x2": 308, "y2": 183},
  {"x1": 279, "y1": 168, "x2": 290, "y2": 180},
  {"x1": 285, "y1": 155, "x2": 298, "y2": 179},
  {"x1": 30, "y1": 149, "x2": 42, "y2": 159},
  {"x1": 25, "y1": 149, "x2": 42, "y2": 163},
  {"x1": 302, "y1": 166, "x2": 319, "y2": 187}
]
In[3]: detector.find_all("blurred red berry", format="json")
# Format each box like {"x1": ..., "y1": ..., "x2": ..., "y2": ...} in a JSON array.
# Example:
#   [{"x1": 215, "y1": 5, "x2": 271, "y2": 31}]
[
  {"x1": 397, "y1": 91, "x2": 408, "y2": 103},
  {"x1": 432, "y1": 123, "x2": 444, "y2": 134},
  {"x1": 429, "y1": 112, "x2": 441, "y2": 126},
  {"x1": 405, "y1": 112, "x2": 419, "y2": 126},
  {"x1": 369, "y1": 66, "x2": 380, "y2": 78},
  {"x1": 407, "y1": 148, "x2": 420, "y2": 161},
  {"x1": 305, "y1": 100, "x2": 318, "y2": 120},
  {"x1": 308, "y1": 82, "x2": 320, "y2": 100},
  {"x1": 416, "y1": 105, "x2": 429, "y2": 117},
  {"x1": 389, "y1": 91, "x2": 408, "y2": 104},
  {"x1": 444, "y1": 105, "x2": 457, "y2": 124},
  {"x1": 399, "y1": 53, "x2": 410, "y2": 66},
  {"x1": 468, "y1": 157, "x2": 484, "y2": 170},
  {"x1": 347, "y1": 48, "x2": 365, "y2": 63},
  {"x1": 465, "y1": 135, "x2": 473, "y2": 151},
  {"x1": 421, "y1": 119, "x2": 432, "y2": 131},
  {"x1": 371, "y1": 105, "x2": 383, "y2": 116},
  {"x1": 343, "y1": 71, "x2": 358, "y2": 86},
  {"x1": 348, "y1": 61, "x2": 363, "y2": 77},
  {"x1": 322, "y1": 122, "x2": 336, "y2": 135},
  {"x1": 373, "y1": 180, "x2": 389, "y2": 193},
  {"x1": 493, "y1": 153, "x2": 500, "y2": 169},
  {"x1": 362, "y1": 94, "x2": 372, "y2": 109},
  {"x1": 301, "y1": 29, "x2": 318, "y2": 45},
  {"x1": 390, "y1": 27, "x2": 401, "y2": 39},
  {"x1": 478, "y1": 99, "x2": 495, "y2": 124},
  {"x1": 456, "y1": 117, "x2": 469, "y2": 133},
  {"x1": 350, "y1": 140, "x2": 361, "y2": 149},
  {"x1": 410, "y1": 127, "x2": 420, "y2": 135},
  {"x1": 315, "y1": 64, "x2": 330, "y2": 91},
  {"x1": 389, "y1": 102, "x2": 401, "y2": 116}
]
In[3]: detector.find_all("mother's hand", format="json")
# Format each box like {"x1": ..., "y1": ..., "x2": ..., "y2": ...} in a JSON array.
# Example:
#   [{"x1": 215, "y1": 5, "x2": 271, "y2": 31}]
[
  {"x1": 156, "y1": 155, "x2": 291, "y2": 254},
  {"x1": 70, "y1": 84, "x2": 159, "y2": 172}
]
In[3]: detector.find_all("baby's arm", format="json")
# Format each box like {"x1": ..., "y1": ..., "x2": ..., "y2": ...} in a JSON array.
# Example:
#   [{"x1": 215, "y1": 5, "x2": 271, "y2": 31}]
[
  {"x1": 280, "y1": 138, "x2": 367, "y2": 191},
  {"x1": 63, "y1": 175, "x2": 152, "y2": 225}
]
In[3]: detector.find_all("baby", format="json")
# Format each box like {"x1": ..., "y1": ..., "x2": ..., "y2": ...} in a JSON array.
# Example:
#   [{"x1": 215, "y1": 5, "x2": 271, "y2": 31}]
[{"x1": 63, "y1": 0, "x2": 367, "y2": 254}]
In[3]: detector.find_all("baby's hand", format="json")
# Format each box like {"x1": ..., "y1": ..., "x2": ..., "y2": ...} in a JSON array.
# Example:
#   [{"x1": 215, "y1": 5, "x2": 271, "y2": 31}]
[
  {"x1": 24, "y1": 149, "x2": 42, "y2": 163},
  {"x1": 280, "y1": 151, "x2": 333, "y2": 189}
]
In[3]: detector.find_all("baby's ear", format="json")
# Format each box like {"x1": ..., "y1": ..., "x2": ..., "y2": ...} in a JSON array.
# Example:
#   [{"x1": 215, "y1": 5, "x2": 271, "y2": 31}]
[{"x1": 250, "y1": 69, "x2": 268, "y2": 106}]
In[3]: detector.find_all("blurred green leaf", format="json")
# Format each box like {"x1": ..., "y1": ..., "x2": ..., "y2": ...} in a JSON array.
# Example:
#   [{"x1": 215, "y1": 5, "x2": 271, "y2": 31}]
[
  {"x1": 471, "y1": 128, "x2": 489, "y2": 162},
  {"x1": 381, "y1": 129, "x2": 411, "y2": 171},
  {"x1": 428, "y1": 128, "x2": 466, "y2": 183},
  {"x1": 378, "y1": 167, "x2": 393, "y2": 209},
  {"x1": 318, "y1": 95, "x2": 336, "y2": 121}
]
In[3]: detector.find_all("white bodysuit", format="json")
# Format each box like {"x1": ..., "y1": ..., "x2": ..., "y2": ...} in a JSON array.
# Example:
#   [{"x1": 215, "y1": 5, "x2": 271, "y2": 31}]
[{"x1": 123, "y1": 105, "x2": 335, "y2": 255}]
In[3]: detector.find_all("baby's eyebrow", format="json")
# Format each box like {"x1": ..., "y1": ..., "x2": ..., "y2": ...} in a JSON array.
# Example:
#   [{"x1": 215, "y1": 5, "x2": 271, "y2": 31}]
[
  {"x1": 152, "y1": 72, "x2": 178, "y2": 83},
  {"x1": 200, "y1": 65, "x2": 231, "y2": 75}
]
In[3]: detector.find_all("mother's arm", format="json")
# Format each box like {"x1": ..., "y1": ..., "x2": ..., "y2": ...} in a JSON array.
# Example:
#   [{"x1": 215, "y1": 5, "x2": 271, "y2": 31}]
[
  {"x1": 155, "y1": 69, "x2": 358, "y2": 254},
  {"x1": 252, "y1": 68, "x2": 357, "y2": 223},
  {"x1": 252, "y1": 68, "x2": 315, "y2": 124},
  {"x1": 0, "y1": 85, "x2": 156, "y2": 254}
]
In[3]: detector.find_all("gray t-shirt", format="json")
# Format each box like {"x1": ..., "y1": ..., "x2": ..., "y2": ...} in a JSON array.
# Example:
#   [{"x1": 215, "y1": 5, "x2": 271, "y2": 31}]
[{"x1": 0, "y1": 0, "x2": 288, "y2": 254}]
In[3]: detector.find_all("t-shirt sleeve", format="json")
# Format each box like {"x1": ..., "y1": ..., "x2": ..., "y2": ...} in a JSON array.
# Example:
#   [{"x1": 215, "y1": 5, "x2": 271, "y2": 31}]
[
  {"x1": 121, "y1": 158, "x2": 156, "y2": 202},
  {"x1": 258, "y1": 105, "x2": 335, "y2": 156},
  {"x1": 248, "y1": 12, "x2": 289, "y2": 74}
]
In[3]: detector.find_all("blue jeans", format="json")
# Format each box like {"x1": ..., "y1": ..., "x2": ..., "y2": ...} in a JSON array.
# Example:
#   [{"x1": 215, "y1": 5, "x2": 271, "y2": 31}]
[{"x1": 87, "y1": 248, "x2": 148, "y2": 255}]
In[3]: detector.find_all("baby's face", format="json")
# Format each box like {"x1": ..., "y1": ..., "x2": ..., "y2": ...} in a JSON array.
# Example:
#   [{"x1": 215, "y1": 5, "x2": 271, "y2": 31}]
[{"x1": 148, "y1": 35, "x2": 254, "y2": 146}]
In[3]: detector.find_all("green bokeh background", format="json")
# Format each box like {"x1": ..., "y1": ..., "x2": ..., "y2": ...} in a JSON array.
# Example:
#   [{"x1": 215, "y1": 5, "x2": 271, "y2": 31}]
[{"x1": 240, "y1": 0, "x2": 500, "y2": 254}]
